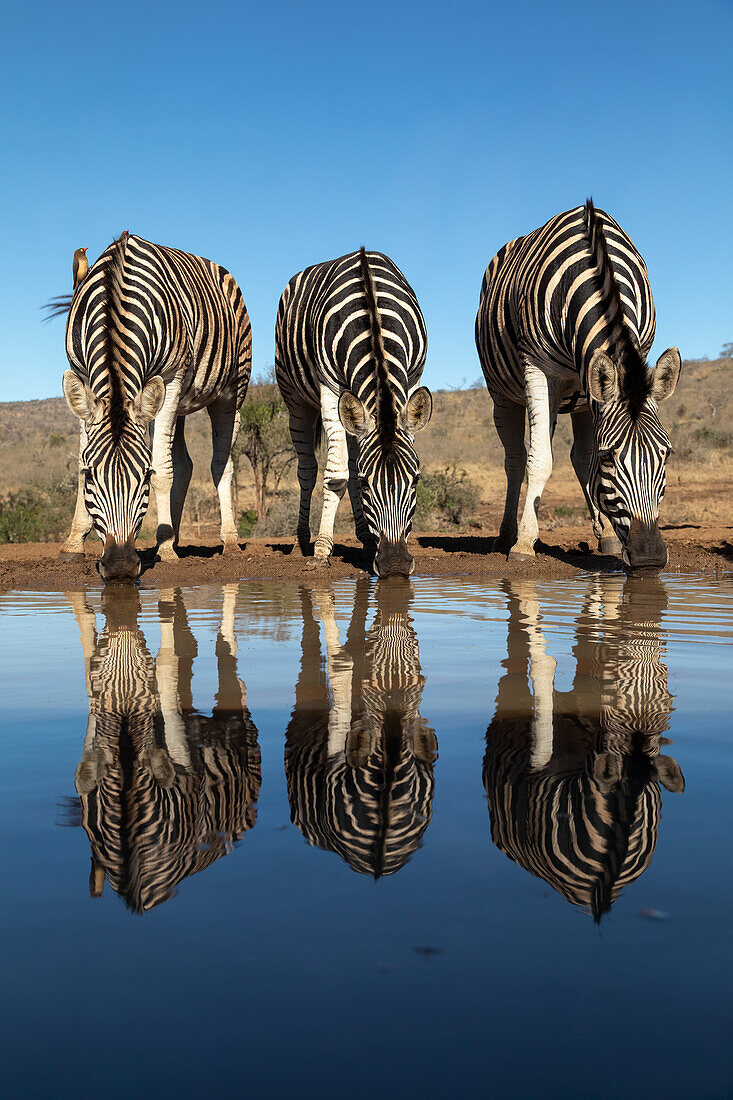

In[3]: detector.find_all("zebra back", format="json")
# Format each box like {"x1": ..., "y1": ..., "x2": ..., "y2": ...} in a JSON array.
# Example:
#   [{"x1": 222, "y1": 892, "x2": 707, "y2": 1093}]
[
  {"x1": 276, "y1": 249, "x2": 426, "y2": 417},
  {"x1": 476, "y1": 202, "x2": 656, "y2": 408},
  {"x1": 65, "y1": 233, "x2": 252, "y2": 410}
]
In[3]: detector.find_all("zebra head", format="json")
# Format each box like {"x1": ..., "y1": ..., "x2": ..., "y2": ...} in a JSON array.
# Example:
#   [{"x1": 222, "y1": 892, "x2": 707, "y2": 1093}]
[
  {"x1": 338, "y1": 386, "x2": 433, "y2": 577},
  {"x1": 63, "y1": 371, "x2": 166, "y2": 581},
  {"x1": 587, "y1": 346, "x2": 681, "y2": 569}
]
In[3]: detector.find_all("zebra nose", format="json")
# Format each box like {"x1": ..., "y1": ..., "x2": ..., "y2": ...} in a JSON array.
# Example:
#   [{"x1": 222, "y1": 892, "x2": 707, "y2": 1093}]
[
  {"x1": 374, "y1": 535, "x2": 414, "y2": 578},
  {"x1": 622, "y1": 519, "x2": 668, "y2": 571},
  {"x1": 99, "y1": 535, "x2": 141, "y2": 582}
]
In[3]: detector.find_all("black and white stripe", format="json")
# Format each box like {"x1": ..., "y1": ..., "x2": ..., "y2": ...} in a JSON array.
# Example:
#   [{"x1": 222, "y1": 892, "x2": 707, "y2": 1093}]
[
  {"x1": 483, "y1": 577, "x2": 684, "y2": 921},
  {"x1": 284, "y1": 580, "x2": 437, "y2": 877},
  {"x1": 475, "y1": 201, "x2": 681, "y2": 568},
  {"x1": 275, "y1": 248, "x2": 432, "y2": 576},
  {"x1": 60, "y1": 233, "x2": 252, "y2": 579},
  {"x1": 71, "y1": 586, "x2": 261, "y2": 912}
]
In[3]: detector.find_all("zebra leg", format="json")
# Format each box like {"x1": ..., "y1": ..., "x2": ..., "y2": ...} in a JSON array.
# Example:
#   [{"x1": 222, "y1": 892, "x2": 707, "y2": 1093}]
[
  {"x1": 208, "y1": 399, "x2": 242, "y2": 554},
  {"x1": 570, "y1": 408, "x2": 622, "y2": 556},
  {"x1": 491, "y1": 397, "x2": 527, "y2": 554},
  {"x1": 286, "y1": 402, "x2": 319, "y2": 555},
  {"x1": 314, "y1": 388, "x2": 349, "y2": 563},
  {"x1": 311, "y1": 584, "x2": 354, "y2": 756},
  {"x1": 60, "y1": 423, "x2": 94, "y2": 559},
  {"x1": 511, "y1": 365, "x2": 562, "y2": 559},
  {"x1": 346, "y1": 433, "x2": 373, "y2": 547},
  {"x1": 170, "y1": 416, "x2": 193, "y2": 550},
  {"x1": 151, "y1": 383, "x2": 183, "y2": 561}
]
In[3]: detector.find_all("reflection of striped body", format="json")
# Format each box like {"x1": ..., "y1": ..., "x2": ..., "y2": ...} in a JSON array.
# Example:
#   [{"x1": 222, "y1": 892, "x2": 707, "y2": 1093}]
[
  {"x1": 60, "y1": 233, "x2": 252, "y2": 576},
  {"x1": 71, "y1": 586, "x2": 260, "y2": 911},
  {"x1": 483, "y1": 578, "x2": 684, "y2": 920},
  {"x1": 275, "y1": 249, "x2": 432, "y2": 575},
  {"x1": 285, "y1": 580, "x2": 437, "y2": 876},
  {"x1": 475, "y1": 201, "x2": 680, "y2": 565}
]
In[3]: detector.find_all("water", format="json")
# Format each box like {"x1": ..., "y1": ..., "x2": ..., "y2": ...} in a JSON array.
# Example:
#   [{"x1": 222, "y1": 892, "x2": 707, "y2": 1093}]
[{"x1": 0, "y1": 574, "x2": 731, "y2": 1098}]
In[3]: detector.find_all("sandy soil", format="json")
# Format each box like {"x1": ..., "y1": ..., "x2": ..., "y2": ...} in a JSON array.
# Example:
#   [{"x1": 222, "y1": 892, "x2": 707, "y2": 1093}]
[{"x1": 2, "y1": 524, "x2": 732, "y2": 590}]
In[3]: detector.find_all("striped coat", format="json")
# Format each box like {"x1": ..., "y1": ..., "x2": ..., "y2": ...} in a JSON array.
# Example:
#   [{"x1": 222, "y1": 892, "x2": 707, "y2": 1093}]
[
  {"x1": 60, "y1": 233, "x2": 251, "y2": 579},
  {"x1": 275, "y1": 248, "x2": 432, "y2": 576},
  {"x1": 475, "y1": 202, "x2": 681, "y2": 567}
]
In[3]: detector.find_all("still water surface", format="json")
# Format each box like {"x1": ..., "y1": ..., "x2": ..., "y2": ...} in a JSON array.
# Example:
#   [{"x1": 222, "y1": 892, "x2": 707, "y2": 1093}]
[{"x1": 0, "y1": 574, "x2": 731, "y2": 1098}]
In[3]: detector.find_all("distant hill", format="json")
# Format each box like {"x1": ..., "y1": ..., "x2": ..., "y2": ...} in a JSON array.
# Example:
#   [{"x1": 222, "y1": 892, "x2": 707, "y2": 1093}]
[{"x1": 1, "y1": 357, "x2": 730, "y2": 538}]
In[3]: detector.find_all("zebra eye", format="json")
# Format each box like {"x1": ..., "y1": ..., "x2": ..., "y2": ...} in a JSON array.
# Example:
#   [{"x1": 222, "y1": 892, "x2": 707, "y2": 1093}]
[
  {"x1": 143, "y1": 467, "x2": 153, "y2": 481},
  {"x1": 665, "y1": 446, "x2": 674, "y2": 459},
  {"x1": 598, "y1": 449, "x2": 614, "y2": 466},
  {"x1": 413, "y1": 472, "x2": 421, "y2": 486}
]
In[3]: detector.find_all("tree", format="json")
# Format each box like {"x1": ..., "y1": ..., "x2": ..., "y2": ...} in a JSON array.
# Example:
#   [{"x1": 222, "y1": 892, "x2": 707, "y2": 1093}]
[
  {"x1": 721, "y1": 343, "x2": 733, "y2": 360},
  {"x1": 233, "y1": 369, "x2": 295, "y2": 522}
]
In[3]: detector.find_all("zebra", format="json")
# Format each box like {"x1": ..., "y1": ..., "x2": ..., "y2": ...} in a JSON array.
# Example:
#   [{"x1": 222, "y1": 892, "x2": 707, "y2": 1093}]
[
  {"x1": 275, "y1": 247, "x2": 432, "y2": 577},
  {"x1": 284, "y1": 578, "x2": 437, "y2": 877},
  {"x1": 483, "y1": 576, "x2": 684, "y2": 921},
  {"x1": 57, "y1": 232, "x2": 251, "y2": 580},
  {"x1": 69, "y1": 583, "x2": 261, "y2": 911},
  {"x1": 475, "y1": 200, "x2": 681, "y2": 568}
]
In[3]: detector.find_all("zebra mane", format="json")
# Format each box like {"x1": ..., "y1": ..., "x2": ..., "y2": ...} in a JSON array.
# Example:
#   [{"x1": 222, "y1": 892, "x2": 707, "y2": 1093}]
[
  {"x1": 103, "y1": 232, "x2": 131, "y2": 439},
  {"x1": 584, "y1": 198, "x2": 651, "y2": 414},
  {"x1": 359, "y1": 247, "x2": 397, "y2": 443}
]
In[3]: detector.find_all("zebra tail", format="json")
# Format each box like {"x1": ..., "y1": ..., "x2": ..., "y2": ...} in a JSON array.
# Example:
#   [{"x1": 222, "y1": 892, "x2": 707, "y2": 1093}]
[
  {"x1": 359, "y1": 246, "x2": 396, "y2": 438},
  {"x1": 41, "y1": 293, "x2": 74, "y2": 323}
]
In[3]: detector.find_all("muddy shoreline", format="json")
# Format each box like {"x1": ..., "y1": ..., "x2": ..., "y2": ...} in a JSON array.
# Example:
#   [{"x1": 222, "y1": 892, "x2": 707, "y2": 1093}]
[{"x1": 1, "y1": 525, "x2": 732, "y2": 590}]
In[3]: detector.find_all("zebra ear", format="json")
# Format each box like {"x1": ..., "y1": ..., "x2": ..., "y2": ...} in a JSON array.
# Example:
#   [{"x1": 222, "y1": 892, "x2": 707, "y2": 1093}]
[
  {"x1": 338, "y1": 390, "x2": 373, "y2": 438},
  {"x1": 587, "y1": 350, "x2": 620, "y2": 404},
  {"x1": 593, "y1": 752, "x2": 622, "y2": 793},
  {"x1": 131, "y1": 377, "x2": 166, "y2": 424},
  {"x1": 63, "y1": 369, "x2": 102, "y2": 424},
  {"x1": 655, "y1": 753, "x2": 685, "y2": 793},
  {"x1": 401, "y1": 387, "x2": 433, "y2": 433},
  {"x1": 650, "y1": 347, "x2": 681, "y2": 402}
]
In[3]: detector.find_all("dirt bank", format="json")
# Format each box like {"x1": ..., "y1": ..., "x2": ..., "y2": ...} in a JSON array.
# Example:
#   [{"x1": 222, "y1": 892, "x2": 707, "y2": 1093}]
[{"x1": 1, "y1": 525, "x2": 732, "y2": 590}]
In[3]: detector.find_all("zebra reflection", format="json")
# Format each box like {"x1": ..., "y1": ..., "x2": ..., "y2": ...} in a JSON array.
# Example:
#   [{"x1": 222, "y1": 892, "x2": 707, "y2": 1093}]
[
  {"x1": 483, "y1": 576, "x2": 684, "y2": 920},
  {"x1": 69, "y1": 584, "x2": 261, "y2": 911},
  {"x1": 285, "y1": 578, "x2": 437, "y2": 877}
]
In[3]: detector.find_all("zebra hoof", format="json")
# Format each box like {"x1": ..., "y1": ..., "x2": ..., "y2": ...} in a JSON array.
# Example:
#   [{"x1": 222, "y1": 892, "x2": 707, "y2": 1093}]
[
  {"x1": 59, "y1": 551, "x2": 86, "y2": 562},
  {"x1": 508, "y1": 547, "x2": 536, "y2": 562},
  {"x1": 157, "y1": 548, "x2": 179, "y2": 563},
  {"x1": 599, "y1": 537, "x2": 622, "y2": 556},
  {"x1": 307, "y1": 555, "x2": 331, "y2": 570},
  {"x1": 222, "y1": 541, "x2": 242, "y2": 555}
]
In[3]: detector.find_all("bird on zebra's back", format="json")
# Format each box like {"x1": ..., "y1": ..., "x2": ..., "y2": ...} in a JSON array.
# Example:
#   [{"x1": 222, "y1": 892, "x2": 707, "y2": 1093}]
[
  {"x1": 475, "y1": 200, "x2": 681, "y2": 569},
  {"x1": 284, "y1": 577, "x2": 437, "y2": 877},
  {"x1": 48, "y1": 231, "x2": 252, "y2": 580},
  {"x1": 276, "y1": 246, "x2": 432, "y2": 577},
  {"x1": 483, "y1": 576, "x2": 684, "y2": 922},
  {"x1": 72, "y1": 247, "x2": 88, "y2": 289},
  {"x1": 68, "y1": 584, "x2": 261, "y2": 912}
]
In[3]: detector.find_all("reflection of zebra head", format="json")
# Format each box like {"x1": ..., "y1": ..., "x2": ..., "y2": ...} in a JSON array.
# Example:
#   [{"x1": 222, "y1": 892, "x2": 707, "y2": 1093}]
[
  {"x1": 285, "y1": 579, "x2": 437, "y2": 876},
  {"x1": 71, "y1": 585, "x2": 261, "y2": 911},
  {"x1": 337, "y1": 249, "x2": 432, "y2": 577},
  {"x1": 483, "y1": 577, "x2": 683, "y2": 920},
  {"x1": 62, "y1": 235, "x2": 166, "y2": 580},
  {"x1": 583, "y1": 201, "x2": 681, "y2": 567}
]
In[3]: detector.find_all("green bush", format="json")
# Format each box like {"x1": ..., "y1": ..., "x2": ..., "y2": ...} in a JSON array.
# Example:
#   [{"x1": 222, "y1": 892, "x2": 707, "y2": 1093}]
[
  {"x1": 0, "y1": 475, "x2": 77, "y2": 543},
  {"x1": 237, "y1": 508, "x2": 258, "y2": 538},
  {"x1": 415, "y1": 465, "x2": 480, "y2": 529}
]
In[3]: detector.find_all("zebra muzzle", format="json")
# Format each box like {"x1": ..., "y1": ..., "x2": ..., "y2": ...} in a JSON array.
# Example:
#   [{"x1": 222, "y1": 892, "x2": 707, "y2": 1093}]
[
  {"x1": 98, "y1": 534, "x2": 141, "y2": 582},
  {"x1": 622, "y1": 519, "x2": 668, "y2": 571},
  {"x1": 374, "y1": 535, "x2": 415, "y2": 578}
]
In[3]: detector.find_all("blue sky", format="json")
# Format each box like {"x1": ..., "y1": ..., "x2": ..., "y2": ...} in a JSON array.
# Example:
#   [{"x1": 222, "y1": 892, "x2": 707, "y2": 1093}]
[{"x1": 1, "y1": 0, "x2": 731, "y2": 401}]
